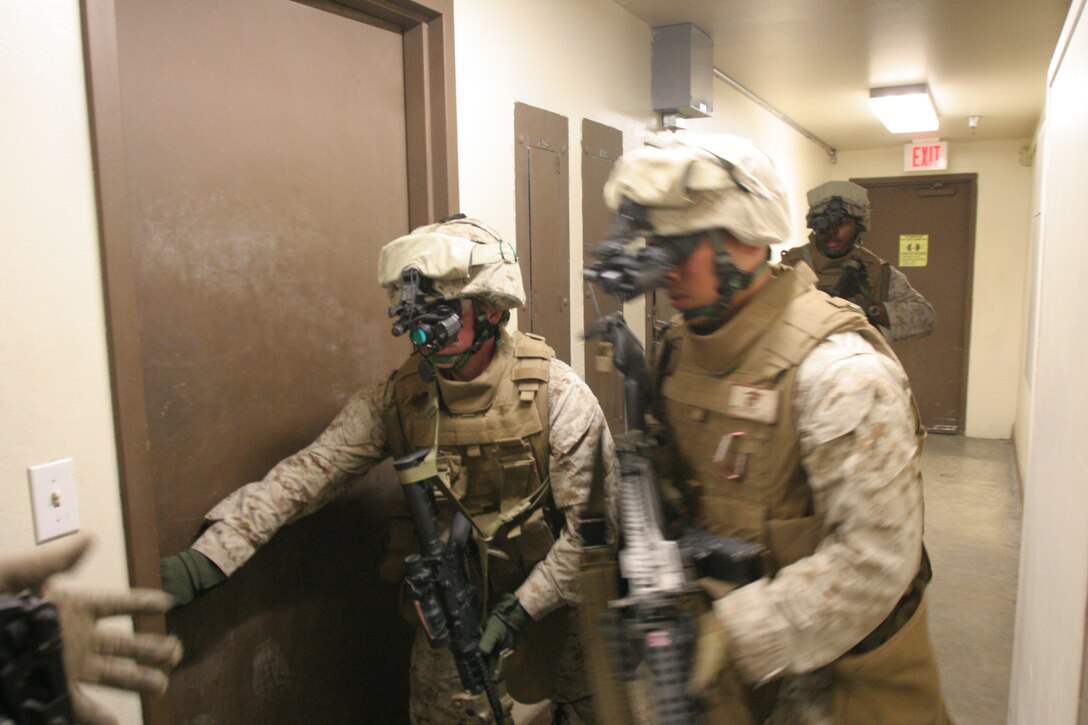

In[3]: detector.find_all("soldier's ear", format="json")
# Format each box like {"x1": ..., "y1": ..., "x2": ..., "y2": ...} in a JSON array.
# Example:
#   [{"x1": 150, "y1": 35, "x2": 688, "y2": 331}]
[{"x1": 480, "y1": 304, "x2": 505, "y2": 325}]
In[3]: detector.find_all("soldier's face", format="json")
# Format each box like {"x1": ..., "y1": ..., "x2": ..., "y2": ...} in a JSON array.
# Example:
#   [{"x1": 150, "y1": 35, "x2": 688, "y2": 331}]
[
  {"x1": 812, "y1": 217, "x2": 858, "y2": 255},
  {"x1": 662, "y1": 237, "x2": 720, "y2": 311},
  {"x1": 662, "y1": 234, "x2": 766, "y2": 311}
]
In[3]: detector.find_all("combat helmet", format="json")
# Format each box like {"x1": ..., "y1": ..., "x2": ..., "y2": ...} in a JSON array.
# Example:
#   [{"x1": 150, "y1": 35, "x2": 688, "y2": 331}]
[
  {"x1": 601, "y1": 133, "x2": 791, "y2": 320},
  {"x1": 805, "y1": 180, "x2": 870, "y2": 258},
  {"x1": 378, "y1": 215, "x2": 522, "y2": 370}
]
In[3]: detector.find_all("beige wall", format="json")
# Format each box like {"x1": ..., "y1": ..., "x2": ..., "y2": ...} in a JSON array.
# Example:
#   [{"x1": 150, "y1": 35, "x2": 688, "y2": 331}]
[
  {"x1": 454, "y1": 0, "x2": 655, "y2": 373},
  {"x1": 1010, "y1": 0, "x2": 1088, "y2": 721},
  {"x1": 833, "y1": 140, "x2": 1033, "y2": 439},
  {"x1": 0, "y1": 1, "x2": 142, "y2": 721},
  {"x1": 454, "y1": 0, "x2": 834, "y2": 368}
]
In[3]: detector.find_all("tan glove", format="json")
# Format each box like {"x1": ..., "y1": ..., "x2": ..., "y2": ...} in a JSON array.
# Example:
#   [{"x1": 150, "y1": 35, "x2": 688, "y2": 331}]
[{"x1": 0, "y1": 533, "x2": 184, "y2": 725}]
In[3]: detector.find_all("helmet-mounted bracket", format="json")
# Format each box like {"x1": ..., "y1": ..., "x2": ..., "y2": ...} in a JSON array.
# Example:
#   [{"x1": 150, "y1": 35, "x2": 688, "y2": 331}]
[{"x1": 388, "y1": 268, "x2": 464, "y2": 356}]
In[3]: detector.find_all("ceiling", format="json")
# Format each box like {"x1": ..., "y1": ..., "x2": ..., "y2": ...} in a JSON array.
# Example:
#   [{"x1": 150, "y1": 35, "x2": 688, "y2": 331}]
[{"x1": 613, "y1": 0, "x2": 1072, "y2": 153}]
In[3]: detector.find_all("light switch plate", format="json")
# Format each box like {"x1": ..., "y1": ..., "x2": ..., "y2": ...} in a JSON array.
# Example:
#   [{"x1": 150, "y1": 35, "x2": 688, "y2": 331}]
[{"x1": 28, "y1": 458, "x2": 80, "y2": 543}]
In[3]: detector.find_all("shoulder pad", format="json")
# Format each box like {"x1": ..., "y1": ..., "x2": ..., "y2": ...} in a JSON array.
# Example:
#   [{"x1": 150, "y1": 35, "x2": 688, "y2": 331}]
[{"x1": 512, "y1": 330, "x2": 555, "y2": 361}]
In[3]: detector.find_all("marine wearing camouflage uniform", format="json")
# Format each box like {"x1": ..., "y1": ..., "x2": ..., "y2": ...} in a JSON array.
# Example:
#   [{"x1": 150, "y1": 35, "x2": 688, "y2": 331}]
[
  {"x1": 168, "y1": 217, "x2": 617, "y2": 723},
  {"x1": 603, "y1": 135, "x2": 951, "y2": 724},
  {"x1": 781, "y1": 181, "x2": 936, "y2": 342}
]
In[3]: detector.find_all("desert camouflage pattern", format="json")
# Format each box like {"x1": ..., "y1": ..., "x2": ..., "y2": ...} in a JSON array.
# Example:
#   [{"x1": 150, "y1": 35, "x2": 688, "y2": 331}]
[
  {"x1": 781, "y1": 242, "x2": 936, "y2": 341},
  {"x1": 191, "y1": 353, "x2": 617, "y2": 721},
  {"x1": 882, "y1": 264, "x2": 937, "y2": 341},
  {"x1": 713, "y1": 331, "x2": 925, "y2": 722}
]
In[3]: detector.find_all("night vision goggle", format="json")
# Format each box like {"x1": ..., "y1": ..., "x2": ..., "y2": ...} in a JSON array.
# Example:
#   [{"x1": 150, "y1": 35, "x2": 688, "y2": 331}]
[
  {"x1": 583, "y1": 199, "x2": 699, "y2": 301},
  {"x1": 806, "y1": 197, "x2": 853, "y2": 233},
  {"x1": 388, "y1": 269, "x2": 463, "y2": 356}
]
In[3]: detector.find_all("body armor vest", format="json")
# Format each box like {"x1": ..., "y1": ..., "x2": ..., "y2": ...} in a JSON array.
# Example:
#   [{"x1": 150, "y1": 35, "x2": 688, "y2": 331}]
[
  {"x1": 383, "y1": 329, "x2": 556, "y2": 596},
  {"x1": 782, "y1": 243, "x2": 890, "y2": 303},
  {"x1": 654, "y1": 266, "x2": 948, "y2": 723}
]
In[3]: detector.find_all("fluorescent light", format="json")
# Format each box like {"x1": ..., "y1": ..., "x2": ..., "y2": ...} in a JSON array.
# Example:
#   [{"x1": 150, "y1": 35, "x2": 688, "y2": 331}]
[{"x1": 869, "y1": 84, "x2": 939, "y2": 133}]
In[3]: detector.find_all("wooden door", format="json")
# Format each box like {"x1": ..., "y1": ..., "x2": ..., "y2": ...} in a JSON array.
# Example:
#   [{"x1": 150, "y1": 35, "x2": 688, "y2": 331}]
[
  {"x1": 515, "y1": 102, "x2": 571, "y2": 363},
  {"x1": 83, "y1": 0, "x2": 457, "y2": 722},
  {"x1": 581, "y1": 120, "x2": 624, "y2": 431},
  {"x1": 854, "y1": 174, "x2": 976, "y2": 434}
]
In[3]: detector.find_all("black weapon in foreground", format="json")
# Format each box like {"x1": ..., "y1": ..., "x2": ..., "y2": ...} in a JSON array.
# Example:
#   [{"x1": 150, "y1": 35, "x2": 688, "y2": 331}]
[
  {"x1": 0, "y1": 593, "x2": 74, "y2": 725},
  {"x1": 584, "y1": 307, "x2": 763, "y2": 724},
  {"x1": 394, "y1": 449, "x2": 508, "y2": 725}
]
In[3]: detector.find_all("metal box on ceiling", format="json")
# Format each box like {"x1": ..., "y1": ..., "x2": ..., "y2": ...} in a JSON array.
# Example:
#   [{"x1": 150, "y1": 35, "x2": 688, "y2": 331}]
[{"x1": 652, "y1": 23, "x2": 713, "y2": 118}]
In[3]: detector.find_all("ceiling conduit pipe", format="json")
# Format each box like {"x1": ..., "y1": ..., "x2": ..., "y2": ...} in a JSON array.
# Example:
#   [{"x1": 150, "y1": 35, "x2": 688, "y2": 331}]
[{"x1": 713, "y1": 68, "x2": 838, "y2": 164}]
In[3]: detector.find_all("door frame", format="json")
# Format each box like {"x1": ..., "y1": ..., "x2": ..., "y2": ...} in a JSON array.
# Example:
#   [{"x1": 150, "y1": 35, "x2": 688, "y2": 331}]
[
  {"x1": 79, "y1": 1, "x2": 457, "y2": 719},
  {"x1": 851, "y1": 173, "x2": 977, "y2": 434}
]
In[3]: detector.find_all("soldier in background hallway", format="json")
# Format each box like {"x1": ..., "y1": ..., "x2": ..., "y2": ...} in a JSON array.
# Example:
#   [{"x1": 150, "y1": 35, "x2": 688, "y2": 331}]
[
  {"x1": 159, "y1": 217, "x2": 617, "y2": 724},
  {"x1": 603, "y1": 134, "x2": 951, "y2": 723},
  {"x1": 781, "y1": 181, "x2": 936, "y2": 342}
]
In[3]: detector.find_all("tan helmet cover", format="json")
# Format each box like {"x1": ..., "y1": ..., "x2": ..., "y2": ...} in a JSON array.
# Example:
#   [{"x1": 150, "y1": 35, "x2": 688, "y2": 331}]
[
  {"x1": 602, "y1": 134, "x2": 791, "y2": 247},
  {"x1": 377, "y1": 217, "x2": 525, "y2": 309},
  {"x1": 807, "y1": 180, "x2": 871, "y2": 231}
]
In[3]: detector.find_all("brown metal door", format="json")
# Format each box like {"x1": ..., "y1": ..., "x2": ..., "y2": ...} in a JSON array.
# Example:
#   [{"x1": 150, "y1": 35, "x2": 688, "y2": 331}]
[
  {"x1": 581, "y1": 120, "x2": 624, "y2": 431},
  {"x1": 516, "y1": 103, "x2": 571, "y2": 362},
  {"x1": 84, "y1": 0, "x2": 457, "y2": 722},
  {"x1": 854, "y1": 174, "x2": 976, "y2": 434}
]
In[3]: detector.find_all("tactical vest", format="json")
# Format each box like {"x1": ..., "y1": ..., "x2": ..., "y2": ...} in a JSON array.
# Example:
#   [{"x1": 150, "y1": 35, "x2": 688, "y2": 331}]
[
  {"x1": 782, "y1": 243, "x2": 890, "y2": 303},
  {"x1": 654, "y1": 265, "x2": 949, "y2": 723},
  {"x1": 381, "y1": 329, "x2": 557, "y2": 596}
]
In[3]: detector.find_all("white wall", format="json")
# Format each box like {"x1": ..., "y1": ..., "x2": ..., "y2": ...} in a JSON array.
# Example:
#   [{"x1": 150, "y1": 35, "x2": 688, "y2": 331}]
[
  {"x1": 1014, "y1": 121, "x2": 1047, "y2": 483},
  {"x1": 833, "y1": 140, "x2": 1033, "y2": 439},
  {"x1": 0, "y1": 1, "x2": 142, "y2": 721},
  {"x1": 1009, "y1": 0, "x2": 1088, "y2": 722}
]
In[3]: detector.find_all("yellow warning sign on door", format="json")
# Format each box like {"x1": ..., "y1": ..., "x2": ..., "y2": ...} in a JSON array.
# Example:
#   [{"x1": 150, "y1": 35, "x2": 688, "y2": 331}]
[{"x1": 899, "y1": 234, "x2": 929, "y2": 267}]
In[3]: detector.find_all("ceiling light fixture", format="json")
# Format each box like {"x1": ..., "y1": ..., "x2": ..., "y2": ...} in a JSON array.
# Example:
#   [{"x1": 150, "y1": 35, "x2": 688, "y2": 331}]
[{"x1": 868, "y1": 84, "x2": 939, "y2": 134}]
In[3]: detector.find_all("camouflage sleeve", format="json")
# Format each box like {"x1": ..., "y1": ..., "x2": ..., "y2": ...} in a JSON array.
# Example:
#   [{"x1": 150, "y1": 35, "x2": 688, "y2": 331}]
[
  {"x1": 192, "y1": 380, "x2": 393, "y2": 575},
  {"x1": 515, "y1": 359, "x2": 620, "y2": 620},
  {"x1": 881, "y1": 265, "x2": 936, "y2": 341},
  {"x1": 715, "y1": 332, "x2": 924, "y2": 684}
]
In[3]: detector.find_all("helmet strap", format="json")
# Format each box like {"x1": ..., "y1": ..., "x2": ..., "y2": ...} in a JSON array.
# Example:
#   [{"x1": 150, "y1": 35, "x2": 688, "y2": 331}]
[
  {"x1": 431, "y1": 302, "x2": 508, "y2": 377},
  {"x1": 682, "y1": 230, "x2": 764, "y2": 329}
]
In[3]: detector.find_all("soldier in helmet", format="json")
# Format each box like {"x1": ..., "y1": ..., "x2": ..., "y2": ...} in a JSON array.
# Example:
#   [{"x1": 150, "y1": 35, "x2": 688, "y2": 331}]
[
  {"x1": 602, "y1": 135, "x2": 951, "y2": 723},
  {"x1": 159, "y1": 216, "x2": 617, "y2": 723},
  {"x1": 781, "y1": 181, "x2": 936, "y2": 342}
]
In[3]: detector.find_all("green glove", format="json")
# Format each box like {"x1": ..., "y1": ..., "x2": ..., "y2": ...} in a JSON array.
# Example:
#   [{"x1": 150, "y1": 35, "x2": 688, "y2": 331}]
[
  {"x1": 687, "y1": 610, "x2": 730, "y2": 697},
  {"x1": 479, "y1": 593, "x2": 531, "y2": 662},
  {"x1": 160, "y1": 549, "x2": 226, "y2": 607}
]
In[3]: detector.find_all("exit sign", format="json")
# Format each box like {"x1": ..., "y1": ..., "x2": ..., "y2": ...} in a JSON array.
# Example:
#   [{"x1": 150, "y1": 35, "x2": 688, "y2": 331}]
[{"x1": 904, "y1": 141, "x2": 948, "y2": 171}]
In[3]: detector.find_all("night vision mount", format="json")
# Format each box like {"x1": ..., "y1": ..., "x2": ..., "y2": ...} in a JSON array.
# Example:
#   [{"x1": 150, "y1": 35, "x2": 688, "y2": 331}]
[{"x1": 388, "y1": 268, "x2": 463, "y2": 356}]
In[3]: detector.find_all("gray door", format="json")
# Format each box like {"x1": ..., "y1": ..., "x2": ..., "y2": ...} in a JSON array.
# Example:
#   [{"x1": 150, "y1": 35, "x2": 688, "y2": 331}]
[
  {"x1": 516, "y1": 102, "x2": 571, "y2": 363},
  {"x1": 84, "y1": 0, "x2": 457, "y2": 721},
  {"x1": 854, "y1": 174, "x2": 976, "y2": 434}
]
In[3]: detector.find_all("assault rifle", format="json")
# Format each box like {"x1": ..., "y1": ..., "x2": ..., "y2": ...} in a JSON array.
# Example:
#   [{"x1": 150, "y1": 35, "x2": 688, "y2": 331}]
[
  {"x1": 394, "y1": 449, "x2": 508, "y2": 725},
  {"x1": 0, "y1": 593, "x2": 74, "y2": 725},
  {"x1": 584, "y1": 236, "x2": 764, "y2": 724},
  {"x1": 829, "y1": 254, "x2": 868, "y2": 300}
]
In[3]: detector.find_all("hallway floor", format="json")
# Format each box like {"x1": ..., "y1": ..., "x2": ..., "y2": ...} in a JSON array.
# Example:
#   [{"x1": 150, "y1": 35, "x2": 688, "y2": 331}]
[{"x1": 923, "y1": 435, "x2": 1023, "y2": 725}]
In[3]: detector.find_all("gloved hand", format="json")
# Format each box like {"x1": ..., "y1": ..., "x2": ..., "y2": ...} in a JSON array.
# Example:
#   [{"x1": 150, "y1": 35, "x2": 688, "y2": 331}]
[
  {"x1": 687, "y1": 609, "x2": 730, "y2": 698},
  {"x1": 478, "y1": 593, "x2": 531, "y2": 666},
  {"x1": 160, "y1": 549, "x2": 226, "y2": 607},
  {"x1": 1, "y1": 533, "x2": 184, "y2": 725}
]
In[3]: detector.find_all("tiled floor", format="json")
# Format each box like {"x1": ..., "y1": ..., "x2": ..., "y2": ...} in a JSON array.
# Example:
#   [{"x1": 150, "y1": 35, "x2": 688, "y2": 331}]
[{"x1": 922, "y1": 435, "x2": 1022, "y2": 725}]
